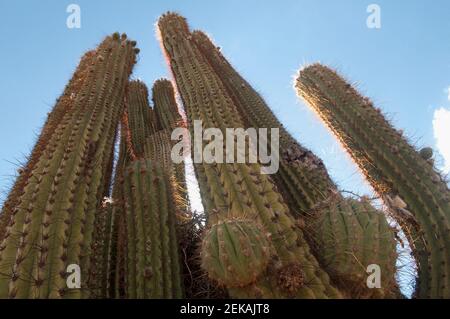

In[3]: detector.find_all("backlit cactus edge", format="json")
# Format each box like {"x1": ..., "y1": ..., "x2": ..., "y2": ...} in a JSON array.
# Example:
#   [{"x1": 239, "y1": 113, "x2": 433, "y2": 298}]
[{"x1": 0, "y1": 12, "x2": 444, "y2": 299}]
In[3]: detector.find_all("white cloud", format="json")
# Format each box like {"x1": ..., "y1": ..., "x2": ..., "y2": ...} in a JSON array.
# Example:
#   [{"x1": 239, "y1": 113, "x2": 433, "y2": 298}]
[{"x1": 433, "y1": 103, "x2": 450, "y2": 173}]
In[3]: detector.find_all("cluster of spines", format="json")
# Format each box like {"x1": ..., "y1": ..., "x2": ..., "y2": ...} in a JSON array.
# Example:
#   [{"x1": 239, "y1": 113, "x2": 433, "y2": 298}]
[
  {"x1": 158, "y1": 12, "x2": 341, "y2": 299},
  {"x1": 296, "y1": 63, "x2": 450, "y2": 298},
  {"x1": 0, "y1": 34, "x2": 137, "y2": 299}
]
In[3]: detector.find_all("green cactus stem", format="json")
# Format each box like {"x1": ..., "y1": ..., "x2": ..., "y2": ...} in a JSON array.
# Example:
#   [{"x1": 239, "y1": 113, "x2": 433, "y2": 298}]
[
  {"x1": 88, "y1": 201, "x2": 116, "y2": 298},
  {"x1": 111, "y1": 124, "x2": 131, "y2": 299},
  {"x1": 121, "y1": 79, "x2": 184, "y2": 298},
  {"x1": 158, "y1": 12, "x2": 341, "y2": 299},
  {"x1": 126, "y1": 80, "x2": 158, "y2": 158},
  {"x1": 123, "y1": 159, "x2": 183, "y2": 298},
  {"x1": 0, "y1": 34, "x2": 137, "y2": 299},
  {"x1": 296, "y1": 63, "x2": 450, "y2": 298},
  {"x1": 191, "y1": 31, "x2": 338, "y2": 217},
  {"x1": 153, "y1": 79, "x2": 184, "y2": 131},
  {"x1": 144, "y1": 130, "x2": 173, "y2": 170},
  {"x1": 307, "y1": 196, "x2": 398, "y2": 298},
  {"x1": 152, "y1": 79, "x2": 190, "y2": 212}
]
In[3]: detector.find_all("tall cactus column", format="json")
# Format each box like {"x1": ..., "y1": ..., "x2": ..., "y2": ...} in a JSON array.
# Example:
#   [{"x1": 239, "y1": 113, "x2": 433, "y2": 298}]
[
  {"x1": 122, "y1": 80, "x2": 184, "y2": 298},
  {"x1": 296, "y1": 64, "x2": 450, "y2": 298},
  {"x1": 0, "y1": 34, "x2": 137, "y2": 299},
  {"x1": 111, "y1": 124, "x2": 132, "y2": 299},
  {"x1": 153, "y1": 79, "x2": 184, "y2": 130},
  {"x1": 158, "y1": 13, "x2": 341, "y2": 299},
  {"x1": 126, "y1": 80, "x2": 158, "y2": 158},
  {"x1": 123, "y1": 159, "x2": 183, "y2": 298},
  {"x1": 152, "y1": 79, "x2": 190, "y2": 211},
  {"x1": 191, "y1": 31, "x2": 338, "y2": 216}
]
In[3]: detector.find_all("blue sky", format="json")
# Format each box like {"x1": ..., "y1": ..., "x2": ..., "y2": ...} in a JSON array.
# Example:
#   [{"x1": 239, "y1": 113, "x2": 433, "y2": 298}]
[{"x1": 0, "y1": 0, "x2": 449, "y2": 297}]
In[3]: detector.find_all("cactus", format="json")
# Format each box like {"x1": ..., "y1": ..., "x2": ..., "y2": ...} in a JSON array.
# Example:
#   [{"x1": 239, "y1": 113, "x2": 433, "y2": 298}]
[
  {"x1": 190, "y1": 27, "x2": 400, "y2": 299},
  {"x1": 158, "y1": 12, "x2": 342, "y2": 299},
  {"x1": 0, "y1": 34, "x2": 137, "y2": 299},
  {"x1": 200, "y1": 219, "x2": 271, "y2": 288},
  {"x1": 307, "y1": 197, "x2": 398, "y2": 298},
  {"x1": 152, "y1": 79, "x2": 191, "y2": 211},
  {"x1": 144, "y1": 130, "x2": 173, "y2": 170},
  {"x1": 111, "y1": 124, "x2": 131, "y2": 299},
  {"x1": 191, "y1": 31, "x2": 337, "y2": 216},
  {"x1": 120, "y1": 80, "x2": 184, "y2": 298},
  {"x1": 0, "y1": 50, "x2": 96, "y2": 243},
  {"x1": 88, "y1": 201, "x2": 116, "y2": 298},
  {"x1": 126, "y1": 80, "x2": 158, "y2": 158},
  {"x1": 296, "y1": 63, "x2": 450, "y2": 298},
  {"x1": 123, "y1": 159, "x2": 183, "y2": 298},
  {"x1": 153, "y1": 79, "x2": 184, "y2": 131},
  {"x1": 189, "y1": 34, "x2": 399, "y2": 297}
]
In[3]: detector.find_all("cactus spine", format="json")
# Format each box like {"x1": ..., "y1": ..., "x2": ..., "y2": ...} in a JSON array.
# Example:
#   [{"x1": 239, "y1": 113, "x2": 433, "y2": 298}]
[
  {"x1": 296, "y1": 64, "x2": 450, "y2": 298},
  {"x1": 0, "y1": 34, "x2": 137, "y2": 299},
  {"x1": 191, "y1": 31, "x2": 337, "y2": 216},
  {"x1": 158, "y1": 12, "x2": 342, "y2": 299}
]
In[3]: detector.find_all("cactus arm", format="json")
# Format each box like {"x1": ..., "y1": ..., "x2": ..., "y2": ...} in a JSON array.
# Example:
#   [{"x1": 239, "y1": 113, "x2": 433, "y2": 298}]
[
  {"x1": 127, "y1": 81, "x2": 157, "y2": 157},
  {"x1": 296, "y1": 64, "x2": 450, "y2": 298}
]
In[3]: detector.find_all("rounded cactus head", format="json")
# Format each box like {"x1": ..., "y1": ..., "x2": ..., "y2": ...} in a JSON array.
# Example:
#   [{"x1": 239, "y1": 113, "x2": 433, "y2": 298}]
[
  {"x1": 307, "y1": 197, "x2": 398, "y2": 298},
  {"x1": 200, "y1": 219, "x2": 271, "y2": 288},
  {"x1": 419, "y1": 147, "x2": 433, "y2": 160}
]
